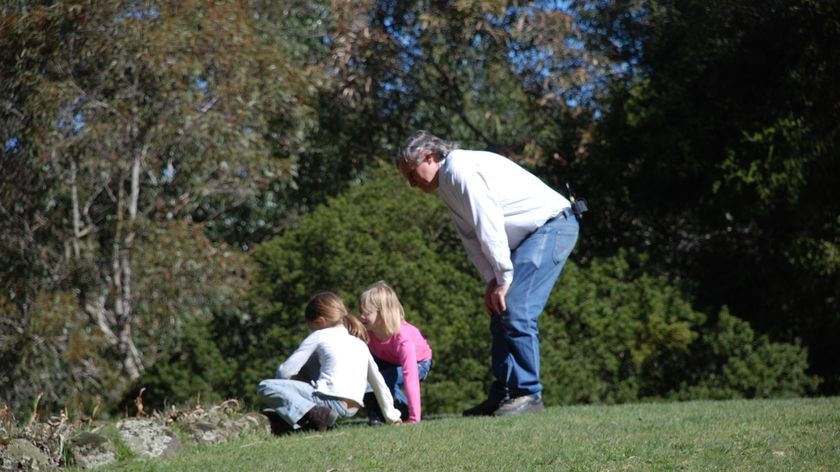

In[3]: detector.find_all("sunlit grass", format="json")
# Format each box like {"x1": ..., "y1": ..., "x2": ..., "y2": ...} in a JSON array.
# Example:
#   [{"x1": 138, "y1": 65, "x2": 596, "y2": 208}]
[{"x1": 89, "y1": 397, "x2": 839, "y2": 471}]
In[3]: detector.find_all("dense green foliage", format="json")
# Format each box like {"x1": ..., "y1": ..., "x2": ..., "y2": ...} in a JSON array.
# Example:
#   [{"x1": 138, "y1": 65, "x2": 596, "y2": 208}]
[
  {"x1": 567, "y1": 0, "x2": 840, "y2": 391},
  {"x1": 0, "y1": 0, "x2": 305, "y2": 414},
  {"x1": 1, "y1": 0, "x2": 837, "y2": 418},
  {"x1": 245, "y1": 164, "x2": 485, "y2": 411},
  {"x1": 546, "y1": 256, "x2": 819, "y2": 404},
  {"x1": 237, "y1": 167, "x2": 816, "y2": 413}
]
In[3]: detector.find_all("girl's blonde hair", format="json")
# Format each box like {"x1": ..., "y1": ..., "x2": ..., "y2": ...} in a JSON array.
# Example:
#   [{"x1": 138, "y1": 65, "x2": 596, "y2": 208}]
[
  {"x1": 358, "y1": 281, "x2": 405, "y2": 338},
  {"x1": 305, "y1": 291, "x2": 368, "y2": 343}
]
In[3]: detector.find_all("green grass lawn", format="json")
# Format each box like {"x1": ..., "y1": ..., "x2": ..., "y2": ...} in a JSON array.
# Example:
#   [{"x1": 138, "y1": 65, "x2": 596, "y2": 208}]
[{"x1": 92, "y1": 397, "x2": 839, "y2": 471}]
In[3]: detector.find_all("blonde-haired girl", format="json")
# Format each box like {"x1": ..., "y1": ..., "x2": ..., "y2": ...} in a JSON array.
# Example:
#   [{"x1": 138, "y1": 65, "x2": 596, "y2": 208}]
[
  {"x1": 359, "y1": 281, "x2": 433, "y2": 424},
  {"x1": 257, "y1": 291, "x2": 402, "y2": 433}
]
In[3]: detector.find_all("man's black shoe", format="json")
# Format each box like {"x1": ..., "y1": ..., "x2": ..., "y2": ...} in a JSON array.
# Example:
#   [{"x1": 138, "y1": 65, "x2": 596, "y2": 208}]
[
  {"x1": 301, "y1": 405, "x2": 338, "y2": 432},
  {"x1": 493, "y1": 394, "x2": 545, "y2": 416},
  {"x1": 462, "y1": 398, "x2": 502, "y2": 417}
]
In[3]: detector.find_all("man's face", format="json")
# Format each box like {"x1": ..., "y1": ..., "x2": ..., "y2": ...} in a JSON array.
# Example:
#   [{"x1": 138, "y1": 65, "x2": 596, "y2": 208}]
[{"x1": 398, "y1": 152, "x2": 439, "y2": 193}]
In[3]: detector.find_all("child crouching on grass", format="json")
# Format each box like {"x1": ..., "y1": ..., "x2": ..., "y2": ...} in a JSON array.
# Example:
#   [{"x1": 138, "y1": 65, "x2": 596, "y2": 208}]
[
  {"x1": 257, "y1": 291, "x2": 402, "y2": 434},
  {"x1": 359, "y1": 281, "x2": 433, "y2": 424}
]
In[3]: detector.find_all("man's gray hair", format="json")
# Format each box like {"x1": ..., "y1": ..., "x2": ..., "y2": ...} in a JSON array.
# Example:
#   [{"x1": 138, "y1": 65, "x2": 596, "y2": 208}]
[{"x1": 396, "y1": 130, "x2": 459, "y2": 166}]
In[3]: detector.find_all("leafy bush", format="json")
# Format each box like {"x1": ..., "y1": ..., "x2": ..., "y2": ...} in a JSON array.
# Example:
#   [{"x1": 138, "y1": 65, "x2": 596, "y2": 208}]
[
  {"x1": 673, "y1": 307, "x2": 820, "y2": 399},
  {"x1": 541, "y1": 251, "x2": 819, "y2": 404},
  {"x1": 539, "y1": 250, "x2": 705, "y2": 404},
  {"x1": 237, "y1": 163, "x2": 819, "y2": 413},
  {"x1": 127, "y1": 318, "x2": 234, "y2": 411},
  {"x1": 242, "y1": 163, "x2": 487, "y2": 410}
]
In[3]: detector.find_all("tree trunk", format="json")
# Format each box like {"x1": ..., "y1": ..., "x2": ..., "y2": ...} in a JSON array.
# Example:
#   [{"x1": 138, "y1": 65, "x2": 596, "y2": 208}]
[{"x1": 81, "y1": 163, "x2": 144, "y2": 382}]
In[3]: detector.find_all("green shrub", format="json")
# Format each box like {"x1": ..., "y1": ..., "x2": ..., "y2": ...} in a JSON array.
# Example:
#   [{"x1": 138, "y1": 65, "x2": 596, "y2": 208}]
[
  {"x1": 540, "y1": 250, "x2": 705, "y2": 404},
  {"x1": 239, "y1": 163, "x2": 819, "y2": 412},
  {"x1": 673, "y1": 307, "x2": 820, "y2": 399},
  {"x1": 541, "y1": 251, "x2": 819, "y2": 404},
  {"x1": 127, "y1": 318, "x2": 234, "y2": 411},
  {"x1": 243, "y1": 163, "x2": 488, "y2": 411}
]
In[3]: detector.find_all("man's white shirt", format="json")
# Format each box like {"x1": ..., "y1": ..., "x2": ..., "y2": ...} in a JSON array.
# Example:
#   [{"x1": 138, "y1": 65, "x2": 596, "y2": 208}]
[{"x1": 436, "y1": 149, "x2": 570, "y2": 286}]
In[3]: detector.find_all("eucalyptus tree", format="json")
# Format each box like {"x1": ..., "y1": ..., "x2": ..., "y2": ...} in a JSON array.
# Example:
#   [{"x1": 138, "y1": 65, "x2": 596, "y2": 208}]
[
  {"x1": 249, "y1": 0, "x2": 612, "y2": 190},
  {"x1": 0, "y1": 0, "x2": 314, "y2": 414},
  {"x1": 327, "y1": 1, "x2": 611, "y2": 161}
]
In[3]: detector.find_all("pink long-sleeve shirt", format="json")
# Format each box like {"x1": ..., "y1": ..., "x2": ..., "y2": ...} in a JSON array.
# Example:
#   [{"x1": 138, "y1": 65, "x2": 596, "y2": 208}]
[{"x1": 366, "y1": 322, "x2": 432, "y2": 423}]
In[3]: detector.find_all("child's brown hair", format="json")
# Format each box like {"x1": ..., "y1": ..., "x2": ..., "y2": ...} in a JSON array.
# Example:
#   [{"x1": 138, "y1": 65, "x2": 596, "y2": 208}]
[{"x1": 305, "y1": 291, "x2": 368, "y2": 343}]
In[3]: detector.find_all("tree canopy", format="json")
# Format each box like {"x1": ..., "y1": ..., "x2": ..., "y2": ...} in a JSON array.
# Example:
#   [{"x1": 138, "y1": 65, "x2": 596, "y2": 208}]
[{"x1": 1, "y1": 0, "x2": 837, "y2": 418}]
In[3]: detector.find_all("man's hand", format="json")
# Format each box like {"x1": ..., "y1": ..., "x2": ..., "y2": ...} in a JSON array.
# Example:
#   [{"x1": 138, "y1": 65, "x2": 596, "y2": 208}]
[{"x1": 484, "y1": 280, "x2": 509, "y2": 315}]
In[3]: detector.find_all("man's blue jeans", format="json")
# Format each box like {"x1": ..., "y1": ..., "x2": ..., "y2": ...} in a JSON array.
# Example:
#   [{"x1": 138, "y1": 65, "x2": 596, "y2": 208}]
[{"x1": 488, "y1": 214, "x2": 578, "y2": 402}]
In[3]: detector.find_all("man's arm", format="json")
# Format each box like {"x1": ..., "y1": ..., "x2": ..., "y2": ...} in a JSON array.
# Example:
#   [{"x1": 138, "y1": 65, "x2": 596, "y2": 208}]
[
  {"x1": 445, "y1": 163, "x2": 514, "y2": 287},
  {"x1": 453, "y1": 217, "x2": 496, "y2": 282}
]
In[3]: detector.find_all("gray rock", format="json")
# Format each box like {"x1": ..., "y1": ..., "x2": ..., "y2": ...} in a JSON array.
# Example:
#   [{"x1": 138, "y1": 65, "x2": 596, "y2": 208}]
[
  {"x1": 117, "y1": 419, "x2": 181, "y2": 459},
  {"x1": 234, "y1": 412, "x2": 270, "y2": 435},
  {"x1": 0, "y1": 438, "x2": 54, "y2": 471},
  {"x1": 182, "y1": 421, "x2": 227, "y2": 445},
  {"x1": 178, "y1": 411, "x2": 269, "y2": 445},
  {"x1": 68, "y1": 432, "x2": 117, "y2": 469}
]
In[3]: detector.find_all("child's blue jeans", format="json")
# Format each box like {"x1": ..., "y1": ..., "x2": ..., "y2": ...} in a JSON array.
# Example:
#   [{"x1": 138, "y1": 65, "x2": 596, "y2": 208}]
[
  {"x1": 257, "y1": 378, "x2": 357, "y2": 429},
  {"x1": 374, "y1": 357, "x2": 433, "y2": 411}
]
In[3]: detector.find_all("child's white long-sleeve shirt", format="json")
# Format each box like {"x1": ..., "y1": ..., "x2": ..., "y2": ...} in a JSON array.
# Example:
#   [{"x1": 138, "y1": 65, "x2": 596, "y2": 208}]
[{"x1": 277, "y1": 325, "x2": 401, "y2": 423}]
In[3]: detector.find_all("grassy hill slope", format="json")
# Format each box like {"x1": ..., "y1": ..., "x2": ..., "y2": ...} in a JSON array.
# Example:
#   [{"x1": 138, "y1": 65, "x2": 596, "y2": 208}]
[{"x1": 92, "y1": 397, "x2": 839, "y2": 471}]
